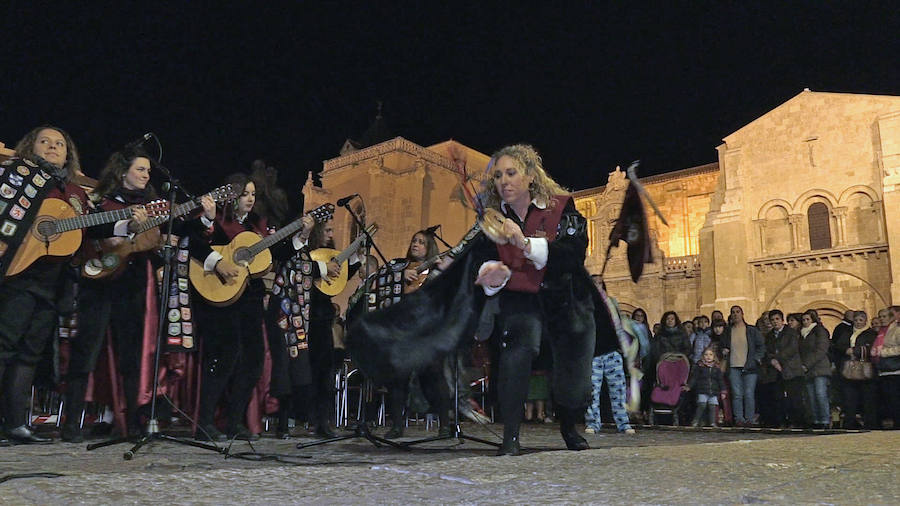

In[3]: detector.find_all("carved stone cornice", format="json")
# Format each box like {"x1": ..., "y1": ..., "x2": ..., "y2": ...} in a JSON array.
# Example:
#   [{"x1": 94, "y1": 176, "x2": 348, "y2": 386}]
[
  {"x1": 323, "y1": 136, "x2": 456, "y2": 174},
  {"x1": 749, "y1": 244, "x2": 888, "y2": 272}
]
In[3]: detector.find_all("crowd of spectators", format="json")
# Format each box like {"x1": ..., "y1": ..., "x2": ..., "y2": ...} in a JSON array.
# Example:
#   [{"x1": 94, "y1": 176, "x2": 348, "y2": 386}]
[{"x1": 626, "y1": 305, "x2": 900, "y2": 429}]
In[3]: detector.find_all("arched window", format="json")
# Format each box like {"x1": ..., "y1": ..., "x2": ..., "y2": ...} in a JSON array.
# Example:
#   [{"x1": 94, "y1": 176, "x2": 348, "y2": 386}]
[{"x1": 808, "y1": 202, "x2": 832, "y2": 250}]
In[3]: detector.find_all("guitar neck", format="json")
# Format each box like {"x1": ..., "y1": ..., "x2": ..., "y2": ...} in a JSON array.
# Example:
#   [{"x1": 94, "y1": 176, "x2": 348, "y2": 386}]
[
  {"x1": 415, "y1": 253, "x2": 444, "y2": 274},
  {"x1": 333, "y1": 226, "x2": 375, "y2": 265},
  {"x1": 55, "y1": 207, "x2": 134, "y2": 233},
  {"x1": 247, "y1": 216, "x2": 306, "y2": 257},
  {"x1": 137, "y1": 200, "x2": 198, "y2": 233}
]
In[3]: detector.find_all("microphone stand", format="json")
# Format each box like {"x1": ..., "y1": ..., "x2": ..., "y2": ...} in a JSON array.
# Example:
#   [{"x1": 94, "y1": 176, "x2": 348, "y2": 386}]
[
  {"x1": 430, "y1": 227, "x2": 452, "y2": 250},
  {"x1": 296, "y1": 199, "x2": 404, "y2": 450},
  {"x1": 87, "y1": 168, "x2": 225, "y2": 459}
]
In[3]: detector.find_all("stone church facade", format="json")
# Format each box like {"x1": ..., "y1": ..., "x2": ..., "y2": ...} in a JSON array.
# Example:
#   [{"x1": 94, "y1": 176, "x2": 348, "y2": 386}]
[{"x1": 306, "y1": 90, "x2": 900, "y2": 328}]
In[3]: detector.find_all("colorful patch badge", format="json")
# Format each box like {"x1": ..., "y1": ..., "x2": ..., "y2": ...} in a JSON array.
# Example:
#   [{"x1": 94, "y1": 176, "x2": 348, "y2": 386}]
[
  {"x1": 178, "y1": 278, "x2": 189, "y2": 291},
  {"x1": 9, "y1": 205, "x2": 25, "y2": 220},
  {"x1": 271, "y1": 284, "x2": 282, "y2": 296},
  {"x1": 169, "y1": 295, "x2": 179, "y2": 308},
  {"x1": 277, "y1": 314, "x2": 289, "y2": 330},
  {"x1": 17, "y1": 196, "x2": 30, "y2": 209},
  {"x1": 182, "y1": 322, "x2": 192, "y2": 334},
  {"x1": 167, "y1": 323, "x2": 181, "y2": 336},
  {"x1": 168, "y1": 309, "x2": 181, "y2": 322},
  {"x1": 0, "y1": 201, "x2": 7, "y2": 214},
  {"x1": 179, "y1": 292, "x2": 189, "y2": 305},
  {"x1": 0, "y1": 184, "x2": 15, "y2": 199},
  {"x1": 177, "y1": 249, "x2": 188, "y2": 262},
  {"x1": 180, "y1": 307, "x2": 191, "y2": 320},
  {"x1": 7, "y1": 174, "x2": 23, "y2": 187},
  {"x1": 182, "y1": 336, "x2": 194, "y2": 348},
  {"x1": 23, "y1": 159, "x2": 37, "y2": 168},
  {"x1": 16, "y1": 165, "x2": 30, "y2": 176},
  {"x1": 289, "y1": 345, "x2": 298, "y2": 358},
  {"x1": 291, "y1": 315, "x2": 303, "y2": 329},
  {"x1": 177, "y1": 264, "x2": 188, "y2": 277},
  {"x1": 32, "y1": 174, "x2": 46, "y2": 188},
  {"x1": 24, "y1": 185, "x2": 37, "y2": 198}
]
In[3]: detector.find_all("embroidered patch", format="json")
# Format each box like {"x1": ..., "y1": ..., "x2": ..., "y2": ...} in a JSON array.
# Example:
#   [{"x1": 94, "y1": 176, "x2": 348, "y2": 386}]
[
  {"x1": 16, "y1": 196, "x2": 30, "y2": 210},
  {"x1": 271, "y1": 284, "x2": 282, "y2": 296},
  {"x1": 277, "y1": 314, "x2": 289, "y2": 330},
  {"x1": 291, "y1": 303, "x2": 300, "y2": 314},
  {"x1": 289, "y1": 345, "x2": 299, "y2": 358},
  {"x1": 178, "y1": 292, "x2": 189, "y2": 305},
  {"x1": 16, "y1": 165, "x2": 30, "y2": 176},
  {"x1": 32, "y1": 174, "x2": 46, "y2": 187},
  {"x1": 177, "y1": 278, "x2": 188, "y2": 291},
  {"x1": 177, "y1": 249, "x2": 188, "y2": 262},
  {"x1": 168, "y1": 323, "x2": 181, "y2": 336},
  {"x1": 182, "y1": 336, "x2": 194, "y2": 348},
  {"x1": 9, "y1": 205, "x2": 25, "y2": 220},
  {"x1": 168, "y1": 309, "x2": 181, "y2": 322},
  {"x1": 0, "y1": 240, "x2": 7, "y2": 257},
  {"x1": 1, "y1": 220, "x2": 17, "y2": 236},
  {"x1": 180, "y1": 307, "x2": 191, "y2": 320},
  {"x1": 23, "y1": 159, "x2": 37, "y2": 168},
  {"x1": 182, "y1": 322, "x2": 192, "y2": 335},
  {"x1": 275, "y1": 274, "x2": 284, "y2": 286},
  {"x1": 7, "y1": 174, "x2": 23, "y2": 187},
  {"x1": 300, "y1": 261, "x2": 312, "y2": 275},
  {"x1": 0, "y1": 201, "x2": 7, "y2": 214},
  {"x1": 280, "y1": 298, "x2": 291, "y2": 315},
  {"x1": 24, "y1": 184, "x2": 37, "y2": 198},
  {"x1": 291, "y1": 315, "x2": 303, "y2": 329},
  {"x1": 0, "y1": 184, "x2": 15, "y2": 199},
  {"x1": 169, "y1": 295, "x2": 178, "y2": 308}
]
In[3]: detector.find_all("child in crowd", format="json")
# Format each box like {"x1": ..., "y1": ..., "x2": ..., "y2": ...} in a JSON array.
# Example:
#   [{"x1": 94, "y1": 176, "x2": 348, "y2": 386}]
[{"x1": 683, "y1": 347, "x2": 725, "y2": 427}]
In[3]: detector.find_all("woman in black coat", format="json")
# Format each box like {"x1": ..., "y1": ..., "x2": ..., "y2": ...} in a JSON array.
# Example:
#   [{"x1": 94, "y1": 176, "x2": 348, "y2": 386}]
[{"x1": 832, "y1": 311, "x2": 879, "y2": 428}]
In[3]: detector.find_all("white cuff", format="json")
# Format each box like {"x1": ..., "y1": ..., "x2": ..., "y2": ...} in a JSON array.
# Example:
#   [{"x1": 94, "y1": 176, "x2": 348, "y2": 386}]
[
  {"x1": 203, "y1": 251, "x2": 223, "y2": 272},
  {"x1": 292, "y1": 233, "x2": 306, "y2": 250},
  {"x1": 349, "y1": 252, "x2": 361, "y2": 265},
  {"x1": 316, "y1": 260, "x2": 329, "y2": 277},
  {"x1": 523, "y1": 237, "x2": 548, "y2": 270},
  {"x1": 478, "y1": 260, "x2": 511, "y2": 296},
  {"x1": 113, "y1": 220, "x2": 132, "y2": 237},
  {"x1": 200, "y1": 216, "x2": 214, "y2": 228}
]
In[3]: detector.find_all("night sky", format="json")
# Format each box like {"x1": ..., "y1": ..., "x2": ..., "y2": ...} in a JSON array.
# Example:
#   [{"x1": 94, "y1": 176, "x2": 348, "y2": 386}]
[{"x1": 3, "y1": 2, "x2": 897, "y2": 201}]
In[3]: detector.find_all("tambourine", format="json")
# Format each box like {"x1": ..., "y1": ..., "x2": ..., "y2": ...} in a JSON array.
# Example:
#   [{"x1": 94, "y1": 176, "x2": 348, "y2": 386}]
[{"x1": 479, "y1": 208, "x2": 509, "y2": 245}]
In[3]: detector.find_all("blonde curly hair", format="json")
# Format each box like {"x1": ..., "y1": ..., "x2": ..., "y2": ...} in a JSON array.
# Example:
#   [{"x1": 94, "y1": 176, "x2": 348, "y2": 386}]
[{"x1": 480, "y1": 144, "x2": 568, "y2": 210}]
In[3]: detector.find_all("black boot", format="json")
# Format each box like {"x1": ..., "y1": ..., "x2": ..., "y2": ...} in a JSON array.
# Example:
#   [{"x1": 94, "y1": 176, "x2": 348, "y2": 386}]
[
  {"x1": 61, "y1": 375, "x2": 88, "y2": 443},
  {"x1": 196, "y1": 372, "x2": 228, "y2": 441},
  {"x1": 558, "y1": 407, "x2": 589, "y2": 451},
  {"x1": 691, "y1": 404, "x2": 707, "y2": 427},
  {"x1": 4, "y1": 363, "x2": 52, "y2": 444},
  {"x1": 497, "y1": 423, "x2": 521, "y2": 456},
  {"x1": 122, "y1": 375, "x2": 142, "y2": 438}
]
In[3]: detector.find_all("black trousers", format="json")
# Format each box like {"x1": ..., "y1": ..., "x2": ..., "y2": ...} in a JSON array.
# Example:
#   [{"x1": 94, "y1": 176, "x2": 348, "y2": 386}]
[
  {"x1": 842, "y1": 378, "x2": 878, "y2": 428},
  {"x1": 66, "y1": 272, "x2": 147, "y2": 427},
  {"x1": 878, "y1": 374, "x2": 900, "y2": 427},
  {"x1": 305, "y1": 319, "x2": 335, "y2": 428},
  {"x1": 195, "y1": 292, "x2": 264, "y2": 430},
  {"x1": 388, "y1": 359, "x2": 450, "y2": 428},
  {"x1": 0, "y1": 287, "x2": 58, "y2": 367},
  {"x1": 493, "y1": 292, "x2": 593, "y2": 434},
  {"x1": 774, "y1": 376, "x2": 806, "y2": 427}
]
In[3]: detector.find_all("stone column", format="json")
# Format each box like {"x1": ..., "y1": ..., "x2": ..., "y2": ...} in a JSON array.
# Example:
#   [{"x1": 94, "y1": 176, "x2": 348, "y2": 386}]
[
  {"x1": 831, "y1": 206, "x2": 848, "y2": 247},
  {"x1": 754, "y1": 219, "x2": 768, "y2": 256},
  {"x1": 788, "y1": 214, "x2": 804, "y2": 252}
]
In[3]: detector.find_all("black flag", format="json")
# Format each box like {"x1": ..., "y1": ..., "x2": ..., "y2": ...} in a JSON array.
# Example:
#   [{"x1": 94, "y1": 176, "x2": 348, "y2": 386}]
[{"x1": 608, "y1": 180, "x2": 652, "y2": 282}]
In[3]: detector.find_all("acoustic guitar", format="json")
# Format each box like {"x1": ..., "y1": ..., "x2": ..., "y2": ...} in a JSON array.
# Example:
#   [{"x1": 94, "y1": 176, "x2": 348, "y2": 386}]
[
  {"x1": 189, "y1": 203, "x2": 334, "y2": 306},
  {"x1": 402, "y1": 252, "x2": 449, "y2": 294},
  {"x1": 310, "y1": 224, "x2": 378, "y2": 296},
  {"x1": 81, "y1": 184, "x2": 237, "y2": 280},
  {"x1": 5, "y1": 198, "x2": 169, "y2": 277}
]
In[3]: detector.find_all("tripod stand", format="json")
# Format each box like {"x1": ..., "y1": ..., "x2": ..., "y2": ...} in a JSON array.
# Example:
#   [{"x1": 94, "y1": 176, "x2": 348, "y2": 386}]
[
  {"x1": 398, "y1": 350, "x2": 500, "y2": 450},
  {"x1": 296, "y1": 197, "x2": 406, "y2": 451},
  {"x1": 87, "y1": 165, "x2": 224, "y2": 460}
]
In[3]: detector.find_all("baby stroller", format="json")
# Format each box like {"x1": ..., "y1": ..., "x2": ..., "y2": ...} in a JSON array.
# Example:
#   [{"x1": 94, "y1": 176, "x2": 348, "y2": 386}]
[{"x1": 648, "y1": 353, "x2": 691, "y2": 425}]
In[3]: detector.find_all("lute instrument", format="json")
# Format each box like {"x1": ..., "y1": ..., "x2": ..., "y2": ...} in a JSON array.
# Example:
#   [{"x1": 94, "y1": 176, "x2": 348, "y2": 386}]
[
  {"x1": 310, "y1": 224, "x2": 378, "y2": 296},
  {"x1": 5, "y1": 199, "x2": 169, "y2": 277},
  {"x1": 402, "y1": 251, "x2": 449, "y2": 294},
  {"x1": 81, "y1": 184, "x2": 237, "y2": 280},
  {"x1": 189, "y1": 203, "x2": 334, "y2": 306}
]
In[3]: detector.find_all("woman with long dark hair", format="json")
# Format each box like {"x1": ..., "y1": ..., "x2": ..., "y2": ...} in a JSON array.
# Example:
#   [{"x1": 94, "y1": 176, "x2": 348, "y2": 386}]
[{"x1": 62, "y1": 146, "x2": 215, "y2": 442}]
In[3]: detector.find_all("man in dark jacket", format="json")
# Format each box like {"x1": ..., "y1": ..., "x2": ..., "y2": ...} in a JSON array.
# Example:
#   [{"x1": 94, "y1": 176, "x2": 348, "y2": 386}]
[
  {"x1": 765, "y1": 310, "x2": 805, "y2": 427},
  {"x1": 720, "y1": 306, "x2": 765, "y2": 426}
]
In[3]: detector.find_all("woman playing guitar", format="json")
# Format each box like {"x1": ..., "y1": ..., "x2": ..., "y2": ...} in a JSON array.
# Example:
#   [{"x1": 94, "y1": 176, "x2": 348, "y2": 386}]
[
  {"x1": 384, "y1": 229, "x2": 452, "y2": 439},
  {"x1": 189, "y1": 173, "x2": 304, "y2": 442},
  {"x1": 62, "y1": 145, "x2": 216, "y2": 442},
  {"x1": 0, "y1": 126, "x2": 147, "y2": 444}
]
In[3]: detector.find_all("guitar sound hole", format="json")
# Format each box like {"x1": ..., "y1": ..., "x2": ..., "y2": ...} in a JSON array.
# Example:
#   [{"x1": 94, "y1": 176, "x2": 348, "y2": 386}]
[
  {"x1": 36, "y1": 220, "x2": 57, "y2": 239},
  {"x1": 233, "y1": 247, "x2": 252, "y2": 265}
]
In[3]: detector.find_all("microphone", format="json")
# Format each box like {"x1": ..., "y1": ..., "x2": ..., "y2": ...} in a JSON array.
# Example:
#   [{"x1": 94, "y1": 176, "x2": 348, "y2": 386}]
[
  {"x1": 425, "y1": 224, "x2": 441, "y2": 234},
  {"x1": 336, "y1": 193, "x2": 359, "y2": 207},
  {"x1": 125, "y1": 132, "x2": 154, "y2": 148}
]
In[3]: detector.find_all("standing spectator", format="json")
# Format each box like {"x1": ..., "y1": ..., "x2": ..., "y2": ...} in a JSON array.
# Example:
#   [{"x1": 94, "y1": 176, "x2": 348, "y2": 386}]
[
  {"x1": 833, "y1": 311, "x2": 879, "y2": 428},
  {"x1": 830, "y1": 309, "x2": 855, "y2": 415},
  {"x1": 691, "y1": 318, "x2": 712, "y2": 363},
  {"x1": 683, "y1": 320, "x2": 697, "y2": 350},
  {"x1": 874, "y1": 306, "x2": 900, "y2": 429},
  {"x1": 764, "y1": 310, "x2": 805, "y2": 428},
  {"x1": 657, "y1": 312, "x2": 692, "y2": 357},
  {"x1": 721, "y1": 305, "x2": 765, "y2": 426},
  {"x1": 799, "y1": 310, "x2": 832, "y2": 428},
  {"x1": 711, "y1": 310, "x2": 724, "y2": 324},
  {"x1": 631, "y1": 308, "x2": 652, "y2": 363},
  {"x1": 684, "y1": 347, "x2": 725, "y2": 427}
]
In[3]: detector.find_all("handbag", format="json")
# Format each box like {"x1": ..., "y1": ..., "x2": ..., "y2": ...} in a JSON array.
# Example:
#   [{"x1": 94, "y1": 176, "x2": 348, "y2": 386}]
[
  {"x1": 841, "y1": 345, "x2": 874, "y2": 380},
  {"x1": 875, "y1": 354, "x2": 900, "y2": 372}
]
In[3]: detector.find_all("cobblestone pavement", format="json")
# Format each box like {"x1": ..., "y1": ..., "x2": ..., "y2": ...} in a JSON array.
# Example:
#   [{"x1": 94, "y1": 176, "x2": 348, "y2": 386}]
[{"x1": 1, "y1": 423, "x2": 896, "y2": 504}]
